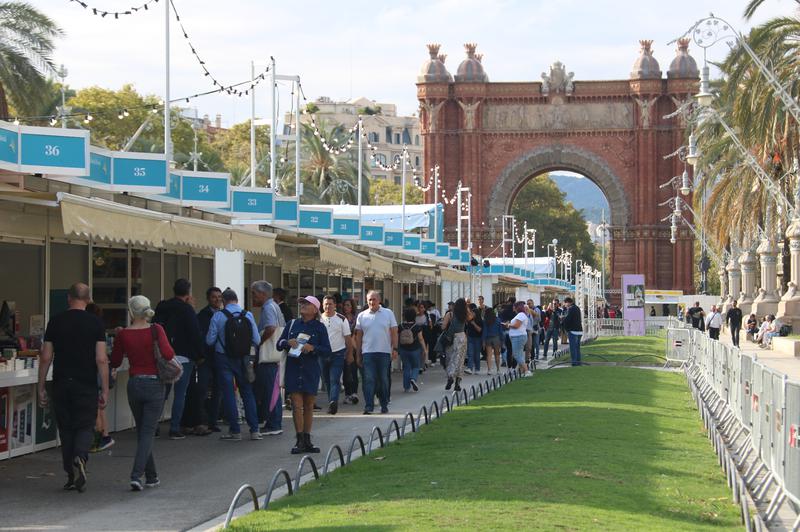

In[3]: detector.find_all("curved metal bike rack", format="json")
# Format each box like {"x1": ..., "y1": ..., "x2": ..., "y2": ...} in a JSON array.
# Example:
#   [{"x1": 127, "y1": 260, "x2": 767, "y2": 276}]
[
  {"x1": 367, "y1": 425, "x2": 385, "y2": 452},
  {"x1": 417, "y1": 404, "x2": 429, "y2": 426},
  {"x1": 346, "y1": 434, "x2": 367, "y2": 464},
  {"x1": 222, "y1": 358, "x2": 525, "y2": 528},
  {"x1": 401, "y1": 411, "x2": 417, "y2": 436},
  {"x1": 323, "y1": 444, "x2": 345, "y2": 476},
  {"x1": 386, "y1": 419, "x2": 401, "y2": 443},
  {"x1": 223, "y1": 484, "x2": 259, "y2": 528},
  {"x1": 294, "y1": 455, "x2": 320, "y2": 492},
  {"x1": 262, "y1": 469, "x2": 293, "y2": 510}
]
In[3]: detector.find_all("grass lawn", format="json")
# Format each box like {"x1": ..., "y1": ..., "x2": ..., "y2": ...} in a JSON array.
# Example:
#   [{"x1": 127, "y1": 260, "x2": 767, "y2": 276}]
[
  {"x1": 553, "y1": 335, "x2": 667, "y2": 365},
  {"x1": 231, "y1": 364, "x2": 741, "y2": 531}
]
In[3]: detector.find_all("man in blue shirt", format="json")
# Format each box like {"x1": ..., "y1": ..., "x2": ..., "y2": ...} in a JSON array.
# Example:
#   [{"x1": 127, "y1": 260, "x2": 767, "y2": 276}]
[
  {"x1": 206, "y1": 288, "x2": 262, "y2": 441},
  {"x1": 251, "y1": 280, "x2": 284, "y2": 436}
]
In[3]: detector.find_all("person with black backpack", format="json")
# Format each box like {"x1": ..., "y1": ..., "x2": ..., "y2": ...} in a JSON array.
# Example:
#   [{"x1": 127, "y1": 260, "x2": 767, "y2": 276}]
[
  {"x1": 398, "y1": 307, "x2": 426, "y2": 392},
  {"x1": 205, "y1": 288, "x2": 262, "y2": 441}
]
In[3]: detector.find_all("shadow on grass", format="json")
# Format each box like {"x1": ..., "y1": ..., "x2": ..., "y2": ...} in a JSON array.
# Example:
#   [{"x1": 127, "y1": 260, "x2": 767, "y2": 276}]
[{"x1": 231, "y1": 367, "x2": 740, "y2": 531}]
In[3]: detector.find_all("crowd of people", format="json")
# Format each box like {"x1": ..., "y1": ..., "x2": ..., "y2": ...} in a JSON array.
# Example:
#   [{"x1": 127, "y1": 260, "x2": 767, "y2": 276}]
[
  {"x1": 685, "y1": 299, "x2": 786, "y2": 349},
  {"x1": 36, "y1": 280, "x2": 583, "y2": 492}
]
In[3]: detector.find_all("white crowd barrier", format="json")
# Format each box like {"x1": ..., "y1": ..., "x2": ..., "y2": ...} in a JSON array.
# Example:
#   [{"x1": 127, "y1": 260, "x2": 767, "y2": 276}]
[{"x1": 677, "y1": 326, "x2": 800, "y2": 529}]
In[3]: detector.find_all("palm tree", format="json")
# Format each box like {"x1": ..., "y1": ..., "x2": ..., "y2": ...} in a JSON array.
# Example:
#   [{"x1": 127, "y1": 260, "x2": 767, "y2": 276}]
[
  {"x1": 300, "y1": 121, "x2": 370, "y2": 205},
  {"x1": 0, "y1": 2, "x2": 62, "y2": 119}
]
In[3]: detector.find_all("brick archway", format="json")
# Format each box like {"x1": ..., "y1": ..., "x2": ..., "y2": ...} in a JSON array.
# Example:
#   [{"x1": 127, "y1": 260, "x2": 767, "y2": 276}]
[
  {"x1": 416, "y1": 49, "x2": 699, "y2": 293},
  {"x1": 486, "y1": 144, "x2": 630, "y2": 234}
]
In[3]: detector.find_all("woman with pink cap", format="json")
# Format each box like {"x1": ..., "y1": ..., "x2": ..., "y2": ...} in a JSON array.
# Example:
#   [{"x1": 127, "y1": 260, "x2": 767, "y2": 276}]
[{"x1": 276, "y1": 295, "x2": 332, "y2": 454}]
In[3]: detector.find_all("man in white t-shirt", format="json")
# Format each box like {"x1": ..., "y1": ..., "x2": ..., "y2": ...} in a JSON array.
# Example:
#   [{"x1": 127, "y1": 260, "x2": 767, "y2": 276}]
[
  {"x1": 355, "y1": 291, "x2": 398, "y2": 415},
  {"x1": 320, "y1": 296, "x2": 353, "y2": 415}
]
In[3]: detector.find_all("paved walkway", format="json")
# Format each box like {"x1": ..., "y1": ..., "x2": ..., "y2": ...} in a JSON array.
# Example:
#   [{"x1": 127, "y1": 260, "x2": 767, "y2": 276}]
[
  {"x1": 0, "y1": 364, "x2": 505, "y2": 532},
  {"x1": 716, "y1": 328, "x2": 800, "y2": 381}
]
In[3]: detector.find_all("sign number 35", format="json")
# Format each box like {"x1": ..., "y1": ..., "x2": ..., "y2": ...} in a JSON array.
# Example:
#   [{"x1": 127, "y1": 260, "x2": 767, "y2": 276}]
[{"x1": 44, "y1": 144, "x2": 60, "y2": 157}]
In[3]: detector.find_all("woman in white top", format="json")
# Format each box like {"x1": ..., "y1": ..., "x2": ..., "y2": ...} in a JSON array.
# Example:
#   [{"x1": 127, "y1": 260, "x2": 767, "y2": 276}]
[{"x1": 506, "y1": 301, "x2": 533, "y2": 377}]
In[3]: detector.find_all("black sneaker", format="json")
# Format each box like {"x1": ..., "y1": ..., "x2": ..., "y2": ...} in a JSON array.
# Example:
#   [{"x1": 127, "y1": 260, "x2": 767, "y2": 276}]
[
  {"x1": 169, "y1": 430, "x2": 186, "y2": 440},
  {"x1": 63, "y1": 478, "x2": 75, "y2": 491},
  {"x1": 208, "y1": 425, "x2": 222, "y2": 433},
  {"x1": 130, "y1": 479, "x2": 143, "y2": 491},
  {"x1": 445, "y1": 377, "x2": 454, "y2": 390},
  {"x1": 410, "y1": 379, "x2": 419, "y2": 392},
  {"x1": 313, "y1": 404, "x2": 322, "y2": 411},
  {"x1": 73, "y1": 457, "x2": 87, "y2": 493},
  {"x1": 350, "y1": 395, "x2": 359, "y2": 405},
  {"x1": 145, "y1": 478, "x2": 160, "y2": 488},
  {"x1": 380, "y1": 406, "x2": 389, "y2": 414},
  {"x1": 328, "y1": 401, "x2": 338, "y2": 415},
  {"x1": 362, "y1": 409, "x2": 372, "y2": 415}
]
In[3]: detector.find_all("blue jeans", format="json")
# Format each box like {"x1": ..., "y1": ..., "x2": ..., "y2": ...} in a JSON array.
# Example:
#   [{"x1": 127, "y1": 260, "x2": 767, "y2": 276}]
[
  {"x1": 362, "y1": 352, "x2": 391, "y2": 412},
  {"x1": 169, "y1": 360, "x2": 194, "y2": 433},
  {"x1": 531, "y1": 331, "x2": 540, "y2": 358},
  {"x1": 568, "y1": 332, "x2": 582, "y2": 366},
  {"x1": 321, "y1": 350, "x2": 346, "y2": 404},
  {"x1": 543, "y1": 329, "x2": 559, "y2": 357},
  {"x1": 214, "y1": 352, "x2": 259, "y2": 434},
  {"x1": 510, "y1": 334, "x2": 527, "y2": 366},
  {"x1": 255, "y1": 362, "x2": 282, "y2": 431},
  {"x1": 398, "y1": 347, "x2": 421, "y2": 391},
  {"x1": 127, "y1": 376, "x2": 165, "y2": 482},
  {"x1": 467, "y1": 336, "x2": 482, "y2": 371},
  {"x1": 196, "y1": 361, "x2": 220, "y2": 427}
]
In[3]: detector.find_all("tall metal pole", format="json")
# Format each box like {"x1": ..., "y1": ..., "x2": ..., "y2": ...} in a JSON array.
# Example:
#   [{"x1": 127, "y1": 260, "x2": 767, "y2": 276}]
[
  {"x1": 433, "y1": 165, "x2": 439, "y2": 242},
  {"x1": 401, "y1": 146, "x2": 407, "y2": 233},
  {"x1": 250, "y1": 61, "x2": 256, "y2": 188},
  {"x1": 357, "y1": 119, "x2": 363, "y2": 221},
  {"x1": 164, "y1": 0, "x2": 171, "y2": 178},
  {"x1": 295, "y1": 80, "x2": 301, "y2": 200},
  {"x1": 270, "y1": 56, "x2": 276, "y2": 190},
  {"x1": 456, "y1": 186, "x2": 462, "y2": 250}
]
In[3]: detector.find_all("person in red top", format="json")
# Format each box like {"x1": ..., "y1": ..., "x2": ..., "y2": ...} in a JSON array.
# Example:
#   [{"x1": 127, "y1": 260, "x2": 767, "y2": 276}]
[{"x1": 110, "y1": 295, "x2": 175, "y2": 491}]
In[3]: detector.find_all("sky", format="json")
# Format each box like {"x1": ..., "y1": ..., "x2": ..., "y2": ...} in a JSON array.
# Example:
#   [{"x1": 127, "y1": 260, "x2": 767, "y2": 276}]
[{"x1": 32, "y1": 0, "x2": 796, "y2": 128}]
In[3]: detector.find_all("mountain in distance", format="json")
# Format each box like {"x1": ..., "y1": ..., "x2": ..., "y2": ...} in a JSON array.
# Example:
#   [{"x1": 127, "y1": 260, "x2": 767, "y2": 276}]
[{"x1": 549, "y1": 173, "x2": 609, "y2": 225}]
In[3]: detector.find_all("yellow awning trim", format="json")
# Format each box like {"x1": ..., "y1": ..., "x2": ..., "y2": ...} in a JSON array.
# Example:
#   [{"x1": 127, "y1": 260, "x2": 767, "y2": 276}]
[
  {"x1": 439, "y1": 267, "x2": 471, "y2": 283},
  {"x1": 319, "y1": 241, "x2": 367, "y2": 271},
  {"x1": 58, "y1": 193, "x2": 275, "y2": 256},
  {"x1": 368, "y1": 253, "x2": 394, "y2": 277}
]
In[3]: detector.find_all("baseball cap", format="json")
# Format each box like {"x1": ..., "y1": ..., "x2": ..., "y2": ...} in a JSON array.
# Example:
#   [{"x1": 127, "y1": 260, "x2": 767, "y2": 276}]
[{"x1": 298, "y1": 295, "x2": 321, "y2": 310}]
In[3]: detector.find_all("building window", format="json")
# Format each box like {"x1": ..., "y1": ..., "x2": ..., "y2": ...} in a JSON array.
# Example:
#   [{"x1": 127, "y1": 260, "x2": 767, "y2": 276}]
[
  {"x1": 368, "y1": 132, "x2": 379, "y2": 143},
  {"x1": 402, "y1": 128, "x2": 411, "y2": 144},
  {"x1": 394, "y1": 175, "x2": 401, "y2": 185},
  {"x1": 372, "y1": 153, "x2": 387, "y2": 167},
  {"x1": 415, "y1": 156, "x2": 420, "y2": 166},
  {"x1": 385, "y1": 127, "x2": 393, "y2": 144},
  {"x1": 394, "y1": 133, "x2": 401, "y2": 144},
  {"x1": 415, "y1": 135, "x2": 420, "y2": 146}
]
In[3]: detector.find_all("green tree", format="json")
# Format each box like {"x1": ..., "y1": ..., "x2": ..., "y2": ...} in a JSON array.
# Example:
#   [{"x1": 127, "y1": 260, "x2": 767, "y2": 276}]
[
  {"x1": 300, "y1": 121, "x2": 369, "y2": 204},
  {"x1": 67, "y1": 84, "x2": 223, "y2": 171},
  {"x1": 211, "y1": 120, "x2": 270, "y2": 185},
  {"x1": 0, "y1": 2, "x2": 62, "y2": 119},
  {"x1": 369, "y1": 178, "x2": 423, "y2": 205},
  {"x1": 510, "y1": 173, "x2": 597, "y2": 268}
]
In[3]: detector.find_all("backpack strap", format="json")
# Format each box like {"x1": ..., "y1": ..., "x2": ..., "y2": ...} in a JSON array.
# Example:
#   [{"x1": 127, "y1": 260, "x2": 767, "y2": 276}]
[{"x1": 221, "y1": 308, "x2": 233, "y2": 319}]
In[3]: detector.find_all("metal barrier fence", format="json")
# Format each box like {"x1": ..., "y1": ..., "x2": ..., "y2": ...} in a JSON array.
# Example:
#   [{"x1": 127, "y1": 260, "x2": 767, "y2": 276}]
[
  {"x1": 222, "y1": 368, "x2": 524, "y2": 528},
  {"x1": 588, "y1": 317, "x2": 687, "y2": 337},
  {"x1": 676, "y1": 326, "x2": 800, "y2": 530}
]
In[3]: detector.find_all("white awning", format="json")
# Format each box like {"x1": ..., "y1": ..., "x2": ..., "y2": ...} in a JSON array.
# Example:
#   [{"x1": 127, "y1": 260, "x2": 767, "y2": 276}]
[
  {"x1": 319, "y1": 240, "x2": 368, "y2": 271},
  {"x1": 58, "y1": 193, "x2": 276, "y2": 256},
  {"x1": 368, "y1": 253, "x2": 394, "y2": 277},
  {"x1": 439, "y1": 267, "x2": 471, "y2": 283}
]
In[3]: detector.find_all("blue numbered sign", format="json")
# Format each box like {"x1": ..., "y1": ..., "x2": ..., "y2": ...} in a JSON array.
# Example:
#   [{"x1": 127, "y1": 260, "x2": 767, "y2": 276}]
[
  {"x1": 332, "y1": 216, "x2": 360, "y2": 239},
  {"x1": 299, "y1": 207, "x2": 333, "y2": 233},
  {"x1": 229, "y1": 187, "x2": 274, "y2": 218},
  {"x1": 18, "y1": 124, "x2": 89, "y2": 175}
]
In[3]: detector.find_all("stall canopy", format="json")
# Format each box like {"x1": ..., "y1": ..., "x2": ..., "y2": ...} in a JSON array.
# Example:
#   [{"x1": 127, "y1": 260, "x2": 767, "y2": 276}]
[
  {"x1": 319, "y1": 240, "x2": 368, "y2": 271},
  {"x1": 393, "y1": 258, "x2": 437, "y2": 280},
  {"x1": 368, "y1": 252, "x2": 394, "y2": 276},
  {"x1": 58, "y1": 193, "x2": 276, "y2": 256},
  {"x1": 439, "y1": 266, "x2": 471, "y2": 283},
  {"x1": 307, "y1": 203, "x2": 439, "y2": 233}
]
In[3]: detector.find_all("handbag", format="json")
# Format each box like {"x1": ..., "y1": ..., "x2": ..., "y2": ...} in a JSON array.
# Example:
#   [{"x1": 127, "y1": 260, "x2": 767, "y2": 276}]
[
  {"x1": 151, "y1": 325, "x2": 183, "y2": 384},
  {"x1": 434, "y1": 320, "x2": 454, "y2": 354},
  {"x1": 258, "y1": 302, "x2": 286, "y2": 363}
]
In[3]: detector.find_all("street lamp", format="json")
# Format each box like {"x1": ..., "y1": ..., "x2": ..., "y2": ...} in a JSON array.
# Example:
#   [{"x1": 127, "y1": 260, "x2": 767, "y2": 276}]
[
  {"x1": 686, "y1": 132, "x2": 699, "y2": 166},
  {"x1": 696, "y1": 64, "x2": 713, "y2": 107},
  {"x1": 546, "y1": 238, "x2": 558, "y2": 277},
  {"x1": 57, "y1": 64, "x2": 69, "y2": 128}
]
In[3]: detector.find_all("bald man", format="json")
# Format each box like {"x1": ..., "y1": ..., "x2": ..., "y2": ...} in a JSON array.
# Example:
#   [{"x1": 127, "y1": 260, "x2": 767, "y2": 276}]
[{"x1": 38, "y1": 283, "x2": 108, "y2": 493}]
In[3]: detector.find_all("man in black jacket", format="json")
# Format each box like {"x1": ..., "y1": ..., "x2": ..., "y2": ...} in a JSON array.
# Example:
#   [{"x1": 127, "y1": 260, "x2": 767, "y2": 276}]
[
  {"x1": 562, "y1": 296, "x2": 583, "y2": 366},
  {"x1": 183, "y1": 286, "x2": 223, "y2": 434},
  {"x1": 726, "y1": 300, "x2": 743, "y2": 347},
  {"x1": 153, "y1": 279, "x2": 205, "y2": 440},
  {"x1": 273, "y1": 288, "x2": 294, "y2": 324}
]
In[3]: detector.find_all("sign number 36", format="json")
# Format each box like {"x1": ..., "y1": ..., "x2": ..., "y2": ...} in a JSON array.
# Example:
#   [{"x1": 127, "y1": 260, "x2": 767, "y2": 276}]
[{"x1": 44, "y1": 144, "x2": 60, "y2": 157}]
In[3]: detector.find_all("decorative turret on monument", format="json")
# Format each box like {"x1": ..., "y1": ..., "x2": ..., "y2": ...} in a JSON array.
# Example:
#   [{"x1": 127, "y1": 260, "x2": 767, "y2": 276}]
[
  {"x1": 668, "y1": 38, "x2": 699, "y2": 78},
  {"x1": 630, "y1": 40, "x2": 662, "y2": 79},
  {"x1": 455, "y1": 43, "x2": 489, "y2": 82},
  {"x1": 418, "y1": 43, "x2": 452, "y2": 83}
]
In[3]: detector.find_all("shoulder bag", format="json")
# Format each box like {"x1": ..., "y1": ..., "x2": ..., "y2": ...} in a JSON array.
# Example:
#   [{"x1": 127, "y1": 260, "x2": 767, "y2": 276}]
[
  {"x1": 258, "y1": 302, "x2": 285, "y2": 364},
  {"x1": 151, "y1": 325, "x2": 183, "y2": 384}
]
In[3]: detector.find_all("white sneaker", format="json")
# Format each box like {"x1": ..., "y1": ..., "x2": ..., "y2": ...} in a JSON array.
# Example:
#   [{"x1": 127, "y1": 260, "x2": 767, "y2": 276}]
[
  {"x1": 464, "y1": 368, "x2": 473, "y2": 375},
  {"x1": 523, "y1": 371, "x2": 533, "y2": 378}
]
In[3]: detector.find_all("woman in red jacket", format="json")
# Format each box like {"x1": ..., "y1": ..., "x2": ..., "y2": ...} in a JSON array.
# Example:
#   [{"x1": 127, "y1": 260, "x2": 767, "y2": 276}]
[{"x1": 111, "y1": 295, "x2": 175, "y2": 491}]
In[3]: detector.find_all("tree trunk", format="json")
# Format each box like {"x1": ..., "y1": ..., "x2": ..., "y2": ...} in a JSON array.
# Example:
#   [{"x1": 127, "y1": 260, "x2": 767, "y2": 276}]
[{"x1": 0, "y1": 83, "x2": 9, "y2": 121}]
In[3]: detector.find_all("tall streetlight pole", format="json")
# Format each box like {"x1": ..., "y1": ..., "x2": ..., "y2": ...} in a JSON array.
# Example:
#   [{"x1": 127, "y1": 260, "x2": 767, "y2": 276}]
[
  {"x1": 164, "y1": 0, "x2": 171, "y2": 176},
  {"x1": 57, "y1": 64, "x2": 68, "y2": 128}
]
